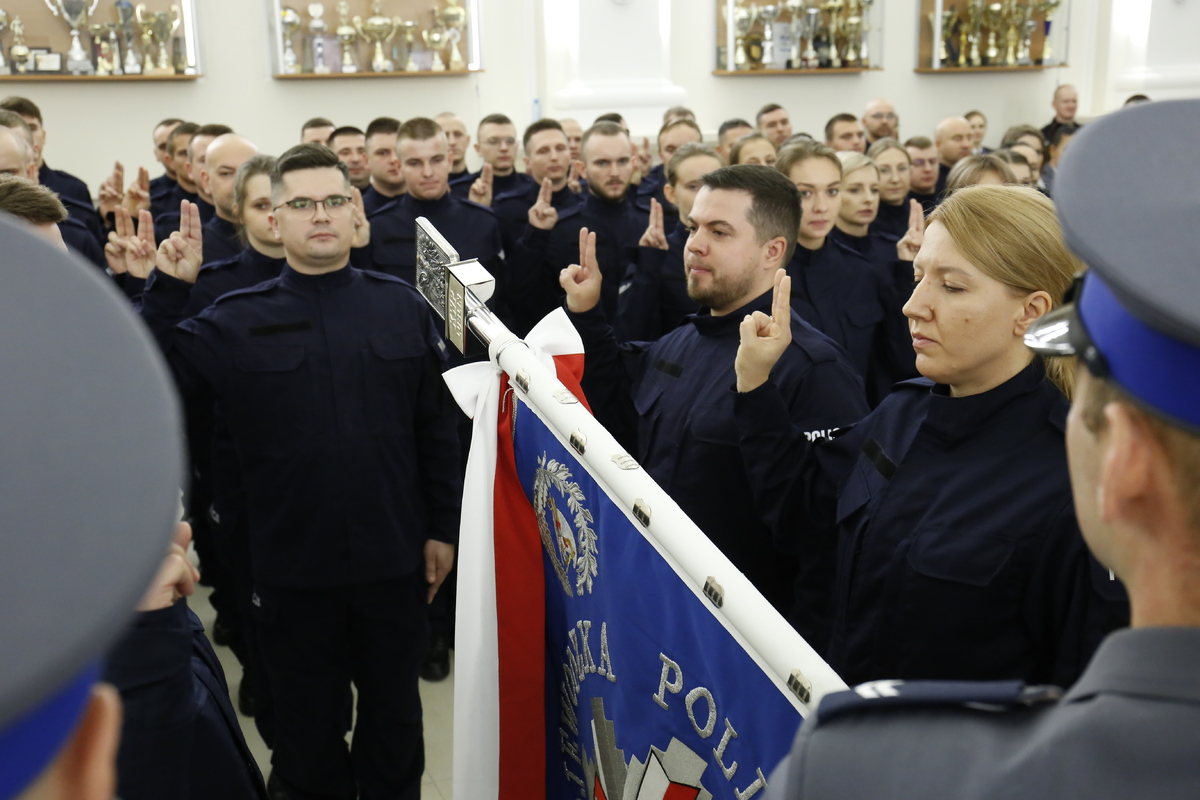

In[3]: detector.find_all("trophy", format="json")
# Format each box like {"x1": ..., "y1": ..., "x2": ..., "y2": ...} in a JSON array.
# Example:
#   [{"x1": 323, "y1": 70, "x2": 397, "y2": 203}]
[
  {"x1": 89, "y1": 22, "x2": 115, "y2": 74},
  {"x1": 1018, "y1": 17, "x2": 1037, "y2": 65},
  {"x1": 1036, "y1": 0, "x2": 1062, "y2": 65},
  {"x1": 857, "y1": 0, "x2": 873, "y2": 67},
  {"x1": 440, "y1": 0, "x2": 466, "y2": 71},
  {"x1": 8, "y1": 15, "x2": 28, "y2": 74},
  {"x1": 821, "y1": 0, "x2": 843, "y2": 68},
  {"x1": 280, "y1": 6, "x2": 301, "y2": 73},
  {"x1": 843, "y1": 14, "x2": 861, "y2": 65},
  {"x1": 929, "y1": 8, "x2": 956, "y2": 66},
  {"x1": 802, "y1": 5, "x2": 820, "y2": 67},
  {"x1": 45, "y1": 0, "x2": 100, "y2": 75},
  {"x1": 335, "y1": 1, "x2": 357, "y2": 72},
  {"x1": 966, "y1": 0, "x2": 984, "y2": 66},
  {"x1": 0, "y1": 10, "x2": 9, "y2": 75},
  {"x1": 401, "y1": 19, "x2": 418, "y2": 70},
  {"x1": 355, "y1": 3, "x2": 401, "y2": 73},
  {"x1": 115, "y1": 0, "x2": 140, "y2": 74},
  {"x1": 135, "y1": 3, "x2": 180, "y2": 74},
  {"x1": 757, "y1": 4, "x2": 781, "y2": 69},
  {"x1": 421, "y1": 9, "x2": 448, "y2": 71},
  {"x1": 307, "y1": 4, "x2": 331, "y2": 73},
  {"x1": 785, "y1": 0, "x2": 804, "y2": 68},
  {"x1": 982, "y1": 2, "x2": 1003, "y2": 64},
  {"x1": 731, "y1": 2, "x2": 754, "y2": 70}
]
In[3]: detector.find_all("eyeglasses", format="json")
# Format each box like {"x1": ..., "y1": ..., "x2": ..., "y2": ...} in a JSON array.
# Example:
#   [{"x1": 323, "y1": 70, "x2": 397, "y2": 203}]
[
  {"x1": 274, "y1": 195, "x2": 354, "y2": 216},
  {"x1": 868, "y1": 113, "x2": 897, "y2": 120},
  {"x1": 483, "y1": 137, "x2": 517, "y2": 147}
]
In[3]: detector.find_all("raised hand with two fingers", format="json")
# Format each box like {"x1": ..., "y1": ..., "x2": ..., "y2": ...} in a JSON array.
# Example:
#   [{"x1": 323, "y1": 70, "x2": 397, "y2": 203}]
[
  {"x1": 123, "y1": 166, "x2": 152, "y2": 216},
  {"x1": 105, "y1": 207, "x2": 157, "y2": 279},
  {"x1": 896, "y1": 198, "x2": 926, "y2": 262},
  {"x1": 469, "y1": 162, "x2": 495, "y2": 207},
  {"x1": 559, "y1": 227, "x2": 602, "y2": 314},
  {"x1": 735, "y1": 269, "x2": 793, "y2": 393},
  {"x1": 528, "y1": 177, "x2": 560, "y2": 231},
  {"x1": 639, "y1": 198, "x2": 670, "y2": 250}
]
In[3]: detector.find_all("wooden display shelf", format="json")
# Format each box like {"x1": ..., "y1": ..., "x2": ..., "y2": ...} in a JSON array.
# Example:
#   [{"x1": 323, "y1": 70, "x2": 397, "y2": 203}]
[
  {"x1": 713, "y1": 67, "x2": 882, "y2": 76},
  {"x1": 0, "y1": 73, "x2": 200, "y2": 82},
  {"x1": 274, "y1": 68, "x2": 480, "y2": 79},
  {"x1": 914, "y1": 63, "x2": 1068, "y2": 73}
]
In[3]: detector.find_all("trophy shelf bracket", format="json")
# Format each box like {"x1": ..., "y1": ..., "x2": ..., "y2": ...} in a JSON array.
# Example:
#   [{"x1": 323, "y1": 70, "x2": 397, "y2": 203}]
[
  {"x1": 712, "y1": 67, "x2": 882, "y2": 76},
  {"x1": 272, "y1": 68, "x2": 481, "y2": 79}
]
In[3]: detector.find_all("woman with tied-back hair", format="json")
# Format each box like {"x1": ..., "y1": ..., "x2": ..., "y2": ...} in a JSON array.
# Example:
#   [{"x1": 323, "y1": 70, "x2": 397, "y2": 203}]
[
  {"x1": 944, "y1": 153, "x2": 1017, "y2": 194},
  {"x1": 730, "y1": 131, "x2": 778, "y2": 167},
  {"x1": 732, "y1": 184, "x2": 1129, "y2": 687},
  {"x1": 867, "y1": 138, "x2": 913, "y2": 239},
  {"x1": 829, "y1": 151, "x2": 910, "y2": 290}
]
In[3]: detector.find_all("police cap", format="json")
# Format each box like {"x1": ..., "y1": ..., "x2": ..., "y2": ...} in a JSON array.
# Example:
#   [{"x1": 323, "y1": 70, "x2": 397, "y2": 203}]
[
  {"x1": 0, "y1": 214, "x2": 183, "y2": 797},
  {"x1": 1025, "y1": 99, "x2": 1200, "y2": 431}
]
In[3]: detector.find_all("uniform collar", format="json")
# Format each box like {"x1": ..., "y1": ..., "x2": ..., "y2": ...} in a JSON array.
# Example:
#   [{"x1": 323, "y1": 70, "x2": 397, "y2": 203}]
[
  {"x1": 1063, "y1": 627, "x2": 1200, "y2": 706},
  {"x1": 207, "y1": 214, "x2": 238, "y2": 235},
  {"x1": 584, "y1": 189, "x2": 631, "y2": 218},
  {"x1": 688, "y1": 289, "x2": 772, "y2": 337},
  {"x1": 403, "y1": 191, "x2": 454, "y2": 213},
  {"x1": 280, "y1": 262, "x2": 354, "y2": 291},
  {"x1": 922, "y1": 358, "x2": 1048, "y2": 442},
  {"x1": 245, "y1": 245, "x2": 286, "y2": 272}
]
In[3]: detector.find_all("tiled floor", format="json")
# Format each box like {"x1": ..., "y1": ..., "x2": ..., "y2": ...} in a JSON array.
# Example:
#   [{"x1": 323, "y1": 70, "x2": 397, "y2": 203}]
[{"x1": 188, "y1": 575, "x2": 456, "y2": 800}]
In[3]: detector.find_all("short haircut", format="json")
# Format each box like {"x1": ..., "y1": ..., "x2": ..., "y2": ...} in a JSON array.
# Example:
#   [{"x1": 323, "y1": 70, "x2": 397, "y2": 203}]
[
  {"x1": 166, "y1": 121, "x2": 200, "y2": 152},
  {"x1": 0, "y1": 96, "x2": 42, "y2": 123},
  {"x1": 867, "y1": 136, "x2": 910, "y2": 163},
  {"x1": 776, "y1": 139, "x2": 842, "y2": 180},
  {"x1": 718, "y1": 118, "x2": 753, "y2": 139},
  {"x1": 964, "y1": 109, "x2": 986, "y2": 123},
  {"x1": 824, "y1": 112, "x2": 859, "y2": 142},
  {"x1": 904, "y1": 135, "x2": 934, "y2": 150},
  {"x1": 658, "y1": 118, "x2": 703, "y2": 148},
  {"x1": 197, "y1": 123, "x2": 234, "y2": 138},
  {"x1": 663, "y1": 105, "x2": 695, "y2": 123},
  {"x1": 327, "y1": 125, "x2": 365, "y2": 144},
  {"x1": 1052, "y1": 84, "x2": 1075, "y2": 101},
  {"x1": 993, "y1": 148, "x2": 1031, "y2": 168},
  {"x1": 233, "y1": 154, "x2": 276, "y2": 243},
  {"x1": 397, "y1": 117, "x2": 446, "y2": 143},
  {"x1": 0, "y1": 110, "x2": 32, "y2": 140},
  {"x1": 944, "y1": 154, "x2": 1016, "y2": 194},
  {"x1": 729, "y1": 132, "x2": 775, "y2": 165},
  {"x1": 366, "y1": 116, "x2": 402, "y2": 141},
  {"x1": 522, "y1": 118, "x2": 565, "y2": 153},
  {"x1": 301, "y1": 117, "x2": 335, "y2": 132},
  {"x1": 478, "y1": 113, "x2": 515, "y2": 133},
  {"x1": 665, "y1": 142, "x2": 721, "y2": 185},
  {"x1": 156, "y1": 117, "x2": 184, "y2": 130},
  {"x1": 1047, "y1": 123, "x2": 1080, "y2": 149},
  {"x1": 270, "y1": 143, "x2": 349, "y2": 202},
  {"x1": 580, "y1": 121, "x2": 629, "y2": 158},
  {"x1": 594, "y1": 112, "x2": 625, "y2": 126},
  {"x1": 0, "y1": 175, "x2": 68, "y2": 225},
  {"x1": 756, "y1": 103, "x2": 784, "y2": 126},
  {"x1": 1000, "y1": 124, "x2": 1046, "y2": 153},
  {"x1": 699, "y1": 164, "x2": 801, "y2": 263}
]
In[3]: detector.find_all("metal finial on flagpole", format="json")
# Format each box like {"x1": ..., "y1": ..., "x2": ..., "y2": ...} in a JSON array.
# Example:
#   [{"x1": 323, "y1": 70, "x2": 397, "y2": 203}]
[{"x1": 416, "y1": 216, "x2": 503, "y2": 357}]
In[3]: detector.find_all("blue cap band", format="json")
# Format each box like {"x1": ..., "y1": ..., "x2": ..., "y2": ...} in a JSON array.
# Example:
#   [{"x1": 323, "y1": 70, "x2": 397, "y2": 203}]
[
  {"x1": 1080, "y1": 273, "x2": 1200, "y2": 430},
  {"x1": 0, "y1": 663, "x2": 99, "y2": 800}
]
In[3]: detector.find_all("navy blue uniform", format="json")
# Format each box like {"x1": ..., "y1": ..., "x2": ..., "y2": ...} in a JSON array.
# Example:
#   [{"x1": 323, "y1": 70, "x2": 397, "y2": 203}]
[
  {"x1": 785, "y1": 238, "x2": 913, "y2": 406},
  {"x1": 873, "y1": 200, "x2": 910, "y2": 239},
  {"x1": 103, "y1": 600, "x2": 267, "y2": 800},
  {"x1": 202, "y1": 215, "x2": 242, "y2": 266},
  {"x1": 149, "y1": 172, "x2": 178, "y2": 217},
  {"x1": 362, "y1": 184, "x2": 401, "y2": 215},
  {"x1": 616, "y1": 222, "x2": 698, "y2": 342},
  {"x1": 60, "y1": 214, "x2": 107, "y2": 270},
  {"x1": 515, "y1": 190, "x2": 649, "y2": 330},
  {"x1": 448, "y1": 168, "x2": 535, "y2": 200},
  {"x1": 492, "y1": 179, "x2": 583, "y2": 259},
  {"x1": 909, "y1": 189, "x2": 937, "y2": 215},
  {"x1": 39, "y1": 163, "x2": 107, "y2": 253},
  {"x1": 635, "y1": 163, "x2": 679, "y2": 234},
  {"x1": 570, "y1": 291, "x2": 868, "y2": 648},
  {"x1": 734, "y1": 360, "x2": 1129, "y2": 686},
  {"x1": 156, "y1": 190, "x2": 215, "y2": 244},
  {"x1": 162, "y1": 263, "x2": 462, "y2": 798}
]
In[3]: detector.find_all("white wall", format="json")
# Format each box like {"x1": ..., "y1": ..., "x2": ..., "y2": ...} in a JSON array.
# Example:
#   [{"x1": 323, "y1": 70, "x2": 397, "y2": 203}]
[{"x1": 12, "y1": 0, "x2": 1196, "y2": 194}]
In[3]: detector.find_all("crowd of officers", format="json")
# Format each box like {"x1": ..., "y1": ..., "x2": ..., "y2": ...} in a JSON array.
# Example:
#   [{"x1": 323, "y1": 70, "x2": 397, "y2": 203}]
[{"x1": 0, "y1": 83, "x2": 1137, "y2": 800}]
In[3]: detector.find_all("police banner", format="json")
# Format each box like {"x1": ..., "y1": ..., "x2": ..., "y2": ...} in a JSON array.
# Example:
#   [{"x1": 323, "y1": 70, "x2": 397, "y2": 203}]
[{"x1": 417, "y1": 218, "x2": 844, "y2": 800}]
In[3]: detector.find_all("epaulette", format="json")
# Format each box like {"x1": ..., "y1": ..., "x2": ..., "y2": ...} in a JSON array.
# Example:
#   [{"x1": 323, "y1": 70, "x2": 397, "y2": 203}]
[
  {"x1": 459, "y1": 197, "x2": 498, "y2": 217},
  {"x1": 367, "y1": 197, "x2": 401, "y2": 219},
  {"x1": 493, "y1": 184, "x2": 537, "y2": 206},
  {"x1": 815, "y1": 680, "x2": 1063, "y2": 726},
  {"x1": 555, "y1": 204, "x2": 585, "y2": 223},
  {"x1": 449, "y1": 171, "x2": 477, "y2": 187},
  {"x1": 197, "y1": 254, "x2": 243, "y2": 275}
]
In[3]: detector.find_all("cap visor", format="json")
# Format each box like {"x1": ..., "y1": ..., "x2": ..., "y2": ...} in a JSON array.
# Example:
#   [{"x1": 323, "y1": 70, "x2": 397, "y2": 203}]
[{"x1": 1025, "y1": 303, "x2": 1084, "y2": 356}]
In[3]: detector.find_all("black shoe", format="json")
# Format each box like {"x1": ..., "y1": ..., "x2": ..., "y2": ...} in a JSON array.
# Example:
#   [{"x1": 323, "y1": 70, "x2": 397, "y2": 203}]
[
  {"x1": 211, "y1": 616, "x2": 233, "y2": 647},
  {"x1": 237, "y1": 678, "x2": 257, "y2": 717},
  {"x1": 421, "y1": 633, "x2": 451, "y2": 682}
]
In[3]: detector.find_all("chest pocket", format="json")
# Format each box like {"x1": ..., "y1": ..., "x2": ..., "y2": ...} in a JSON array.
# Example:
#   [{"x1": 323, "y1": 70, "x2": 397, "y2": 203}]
[
  {"x1": 907, "y1": 526, "x2": 1016, "y2": 587},
  {"x1": 688, "y1": 401, "x2": 738, "y2": 448},
  {"x1": 363, "y1": 333, "x2": 427, "y2": 434},
  {"x1": 231, "y1": 344, "x2": 312, "y2": 450}
]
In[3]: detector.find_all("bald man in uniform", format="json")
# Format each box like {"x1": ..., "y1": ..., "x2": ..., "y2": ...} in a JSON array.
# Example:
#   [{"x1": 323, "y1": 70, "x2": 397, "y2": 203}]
[
  {"x1": 932, "y1": 116, "x2": 974, "y2": 198},
  {"x1": 200, "y1": 133, "x2": 259, "y2": 265}
]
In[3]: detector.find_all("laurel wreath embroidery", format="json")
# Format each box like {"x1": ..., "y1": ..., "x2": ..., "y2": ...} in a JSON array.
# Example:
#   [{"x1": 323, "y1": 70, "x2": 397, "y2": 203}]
[{"x1": 534, "y1": 453, "x2": 598, "y2": 596}]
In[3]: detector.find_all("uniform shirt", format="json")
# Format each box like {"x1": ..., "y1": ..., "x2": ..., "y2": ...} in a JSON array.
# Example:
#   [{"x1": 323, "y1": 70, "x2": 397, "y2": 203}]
[
  {"x1": 873, "y1": 200, "x2": 910, "y2": 239},
  {"x1": 39, "y1": 164, "x2": 107, "y2": 251},
  {"x1": 448, "y1": 169, "x2": 535, "y2": 200},
  {"x1": 935, "y1": 162, "x2": 950, "y2": 197},
  {"x1": 38, "y1": 162, "x2": 92, "y2": 207},
  {"x1": 908, "y1": 189, "x2": 938, "y2": 215},
  {"x1": 734, "y1": 359, "x2": 1129, "y2": 685},
  {"x1": 569, "y1": 290, "x2": 868, "y2": 647},
  {"x1": 161, "y1": 264, "x2": 463, "y2": 589},
  {"x1": 156, "y1": 193, "x2": 215, "y2": 244},
  {"x1": 516, "y1": 190, "x2": 649, "y2": 327},
  {"x1": 149, "y1": 172, "x2": 178, "y2": 218},
  {"x1": 1041, "y1": 118, "x2": 1079, "y2": 145},
  {"x1": 202, "y1": 215, "x2": 242, "y2": 266},
  {"x1": 60, "y1": 214, "x2": 107, "y2": 270},
  {"x1": 765, "y1": 627, "x2": 1199, "y2": 800},
  {"x1": 616, "y1": 222, "x2": 698, "y2": 342},
  {"x1": 103, "y1": 600, "x2": 267, "y2": 800},
  {"x1": 362, "y1": 184, "x2": 402, "y2": 216},
  {"x1": 635, "y1": 164, "x2": 679, "y2": 234},
  {"x1": 785, "y1": 238, "x2": 913, "y2": 406},
  {"x1": 491, "y1": 179, "x2": 584, "y2": 259}
]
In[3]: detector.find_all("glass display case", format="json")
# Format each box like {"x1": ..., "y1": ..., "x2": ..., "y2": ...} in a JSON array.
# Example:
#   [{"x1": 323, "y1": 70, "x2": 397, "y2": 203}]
[
  {"x1": 916, "y1": 0, "x2": 1069, "y2": 72},
  {"x1": 266, "y1": 0, "x2": 481, "y2": 79},
  {"x1": 0, "y1": 0, "x2": 202, "y2": 81},
  {"x1": 714, "y1": 0, "x2": 883, "y2": 75}
]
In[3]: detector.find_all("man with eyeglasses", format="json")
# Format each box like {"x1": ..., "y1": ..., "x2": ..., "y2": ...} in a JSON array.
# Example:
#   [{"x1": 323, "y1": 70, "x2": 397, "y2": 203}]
[
  {"x1": 449, "y1": 112, "x2": 534, "y2": 205},
  {"x1": 862, "y1": 98, "x2": 898, "y2": 148},
  {"x1": 149, "y1": 141, "x2": 462, "y2": 800},
  {"x1": 904, "y1": 135, "x2": 941, "y2": 214}
]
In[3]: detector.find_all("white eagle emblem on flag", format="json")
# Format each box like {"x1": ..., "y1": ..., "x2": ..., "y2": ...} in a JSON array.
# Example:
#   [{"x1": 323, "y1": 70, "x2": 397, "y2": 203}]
[{"x1": 534, "y1": 453, "x2": 598, "y2": 596}]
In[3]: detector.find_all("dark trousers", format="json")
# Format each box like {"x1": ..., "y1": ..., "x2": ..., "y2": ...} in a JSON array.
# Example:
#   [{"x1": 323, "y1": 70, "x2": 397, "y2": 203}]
[{"x1": 255, "y1": 574, "x2": 429, "y2": 800}]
